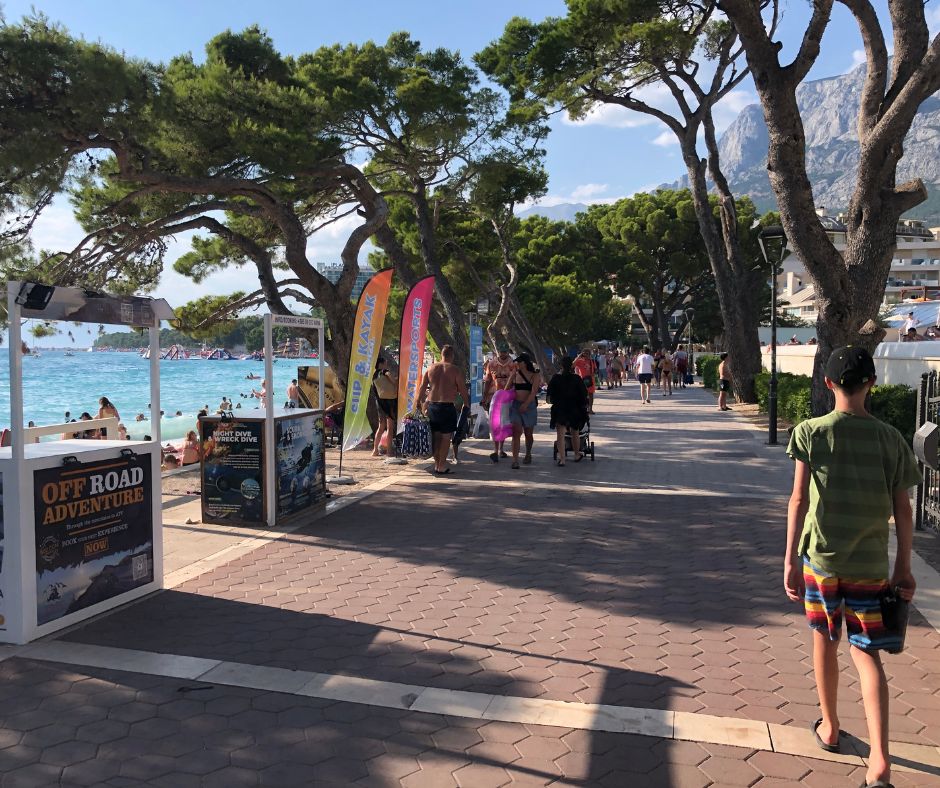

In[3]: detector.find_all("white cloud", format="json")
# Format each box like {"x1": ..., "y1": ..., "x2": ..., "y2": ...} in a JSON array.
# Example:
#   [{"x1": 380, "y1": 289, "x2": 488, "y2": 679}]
[
  {"x1": 850, "y1": 48, "x2": 866, "y2": 71},
  {"x1": 562, "y1": 83, "x2": 675, "y2": 129},
  {"x1": 651, "y1": 131, "x2": 678, "y2": 148},
  {"x1": 563, "y1": 102, "x2": 656, "y2": 129},
  {"x1": 570, "y1": 183, "x2": 609, "y2": 201}
]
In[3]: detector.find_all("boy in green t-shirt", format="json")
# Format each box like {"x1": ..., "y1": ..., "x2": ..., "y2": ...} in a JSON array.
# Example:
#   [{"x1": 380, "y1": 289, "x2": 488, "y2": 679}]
[{"x1": 785, "y1": 346, "x2": 921, "y2": 788}]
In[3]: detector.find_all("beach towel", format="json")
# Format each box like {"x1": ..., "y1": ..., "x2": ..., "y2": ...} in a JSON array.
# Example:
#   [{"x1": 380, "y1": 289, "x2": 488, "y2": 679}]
[{"x1": 489, "y1": 389, "x2": 514, "y2": 443}]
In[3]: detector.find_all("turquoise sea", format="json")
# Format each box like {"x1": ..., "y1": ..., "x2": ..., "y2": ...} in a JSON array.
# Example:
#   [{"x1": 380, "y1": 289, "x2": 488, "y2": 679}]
[{"x1": 0, "y1": 349, "x2": 316, "y2": 442}]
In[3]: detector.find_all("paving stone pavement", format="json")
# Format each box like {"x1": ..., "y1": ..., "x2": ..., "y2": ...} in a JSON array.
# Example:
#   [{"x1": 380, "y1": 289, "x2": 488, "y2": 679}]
[{"x1": 8, "y1": 382, "x2": 940, "y2": 786}]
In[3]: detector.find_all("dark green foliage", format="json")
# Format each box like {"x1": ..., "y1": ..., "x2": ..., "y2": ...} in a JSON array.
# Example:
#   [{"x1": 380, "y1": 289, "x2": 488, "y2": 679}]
[
  {"x1": 697, "y1": 355, "x2": 720, "y2": 390},
  {"x1": 870, "y1": 384, "x2": 918, "y2": 446},
  {"x1": 753, "y1": 372, "x2": 916, "y2": 443}
]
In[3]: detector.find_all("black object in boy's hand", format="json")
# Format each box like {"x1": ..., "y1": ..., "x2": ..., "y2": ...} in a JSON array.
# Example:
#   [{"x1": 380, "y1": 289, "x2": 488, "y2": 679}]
[{"x1": 880, "y1": 585, "x2": 910, "y2": 654}]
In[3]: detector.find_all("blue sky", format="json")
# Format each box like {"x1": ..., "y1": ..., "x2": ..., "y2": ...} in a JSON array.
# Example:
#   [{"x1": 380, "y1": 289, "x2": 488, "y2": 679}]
[{"x1": 5, "y1": 0, "x2": 936, "y2": 322}]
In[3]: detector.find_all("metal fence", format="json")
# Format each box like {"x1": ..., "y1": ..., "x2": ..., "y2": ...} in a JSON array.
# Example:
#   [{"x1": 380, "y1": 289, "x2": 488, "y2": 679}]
[{"x1": 915, "y1": 371, "x2": 940, "y2": 533}]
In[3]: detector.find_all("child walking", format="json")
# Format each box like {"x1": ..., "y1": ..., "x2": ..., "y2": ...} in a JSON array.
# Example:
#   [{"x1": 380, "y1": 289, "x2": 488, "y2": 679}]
[{"x1": 785, "y1": 346, "x2": 920, "y2": 788}]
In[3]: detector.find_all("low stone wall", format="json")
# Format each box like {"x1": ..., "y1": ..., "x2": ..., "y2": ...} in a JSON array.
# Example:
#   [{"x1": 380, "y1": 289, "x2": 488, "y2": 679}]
[{"x1": 763, "y1": 341, "x2": 940, "y2": 387}]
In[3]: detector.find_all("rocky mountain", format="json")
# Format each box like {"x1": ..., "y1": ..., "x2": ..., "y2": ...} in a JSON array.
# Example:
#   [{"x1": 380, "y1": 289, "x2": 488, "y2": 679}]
[{"x1": 716, "y1": 64, "x2": 940, "y2": 221}]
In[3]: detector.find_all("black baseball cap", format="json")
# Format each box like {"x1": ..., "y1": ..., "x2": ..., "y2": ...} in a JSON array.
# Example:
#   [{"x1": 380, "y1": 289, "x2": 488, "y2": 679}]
[{"x1": 825, "y1": 345, "x2": 876, "y2": 387}]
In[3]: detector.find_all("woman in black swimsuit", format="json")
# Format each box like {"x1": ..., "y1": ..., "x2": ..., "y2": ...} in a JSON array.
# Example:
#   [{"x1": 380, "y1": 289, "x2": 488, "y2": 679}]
[{"x1": 506, "y1": 354, "x2": 540, "y2": 469}]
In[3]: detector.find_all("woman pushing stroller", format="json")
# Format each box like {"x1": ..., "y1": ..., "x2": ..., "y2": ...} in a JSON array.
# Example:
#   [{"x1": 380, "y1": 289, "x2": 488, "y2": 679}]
[{"x1": 547, "y1": 357, "x2": 589, "y2": 466}]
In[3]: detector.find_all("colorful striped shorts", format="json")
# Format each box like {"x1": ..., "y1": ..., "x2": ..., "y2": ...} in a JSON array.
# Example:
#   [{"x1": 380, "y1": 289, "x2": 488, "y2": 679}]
[{"x1": 802, "y1": 558, "x2": 900, "y2": 652}]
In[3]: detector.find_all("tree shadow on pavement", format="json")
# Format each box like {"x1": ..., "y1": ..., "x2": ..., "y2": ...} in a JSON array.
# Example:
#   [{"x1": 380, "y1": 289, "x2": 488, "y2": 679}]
[{"x1": 56, "y1": 596, "x2": 705, "y2": 786}]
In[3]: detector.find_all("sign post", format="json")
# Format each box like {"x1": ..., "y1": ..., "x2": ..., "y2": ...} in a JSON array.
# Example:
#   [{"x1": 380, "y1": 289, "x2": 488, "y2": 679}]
[{"x1": 469, "y1": 324, "x2": 484, "y2": 405}]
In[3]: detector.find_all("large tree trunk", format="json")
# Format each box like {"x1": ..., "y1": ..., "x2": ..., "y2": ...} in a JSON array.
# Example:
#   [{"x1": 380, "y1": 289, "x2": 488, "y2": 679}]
[
  {"x1": 508, "y1": 293, "x2": 556, "y2": 376},
  {"x1": 681, "y1": 143, "x2": 762, "y2": 402},
  {"x1": 719, "y1": 0, "x2": 940, "y2": 414},
  {"x1": 371, "y1": 223, "x2": 455, "y2": 352},
  {"x1": 411, "y1": 187, "x2": 469, "y2": 368}
]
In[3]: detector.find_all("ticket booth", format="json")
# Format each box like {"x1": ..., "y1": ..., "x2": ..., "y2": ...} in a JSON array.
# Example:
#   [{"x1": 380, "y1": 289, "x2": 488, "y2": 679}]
[
  {"x1": 199, "y1": 313, "x2": 327, "y2": 527},
  {"x1": 0, "y1": 282, "x2": 172, "y2": 645}
]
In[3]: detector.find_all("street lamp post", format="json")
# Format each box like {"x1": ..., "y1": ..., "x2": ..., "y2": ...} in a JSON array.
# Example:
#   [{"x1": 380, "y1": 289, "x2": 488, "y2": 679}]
[
  {"x1": 758, "y1": 226, "x2": 787, "y2": 446},
  {"x1": 683, "y1": 307, "x2": 695, "y2": 379}
]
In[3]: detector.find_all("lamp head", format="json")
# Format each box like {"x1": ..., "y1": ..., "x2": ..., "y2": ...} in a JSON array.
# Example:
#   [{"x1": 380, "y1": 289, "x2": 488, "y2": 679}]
[{"x1": 758, "y1": 225, "x2": 787, "y2": 265}]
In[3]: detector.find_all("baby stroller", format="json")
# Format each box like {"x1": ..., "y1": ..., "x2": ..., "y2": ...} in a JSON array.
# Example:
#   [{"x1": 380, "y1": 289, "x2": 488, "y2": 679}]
[{"x1": 553, "y1": 416, "x2": 595, "y2": 461}]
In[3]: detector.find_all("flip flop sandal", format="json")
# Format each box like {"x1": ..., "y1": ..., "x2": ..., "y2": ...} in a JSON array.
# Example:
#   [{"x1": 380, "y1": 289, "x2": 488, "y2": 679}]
[
  {"x1": 859, "y1": 781, "x2": 893, "y2": 788},
  {"x1": 523, "y1": 456, "x2": 532, "y2": 464},
  {"x1": 812, "y1": 718, "x2": 841, "y2": 753},
  {"x1": 489, "y1": 452, "x2": 499, "y2": 463},
  {"x1": 435, "y1": 468, "x2": 453, "y2": 475},
  {"x1": 500, "y1": 451, "x2": 509, "y2": 458},
  {"x1": 574, "y1": 453, "x2": 585, "y2": 462}
]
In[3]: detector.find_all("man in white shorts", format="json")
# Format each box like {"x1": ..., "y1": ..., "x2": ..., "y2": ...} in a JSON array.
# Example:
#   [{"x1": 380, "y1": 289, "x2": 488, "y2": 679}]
[{"x1": 634, "y1": 346, "x2": 654, "y2": 404}]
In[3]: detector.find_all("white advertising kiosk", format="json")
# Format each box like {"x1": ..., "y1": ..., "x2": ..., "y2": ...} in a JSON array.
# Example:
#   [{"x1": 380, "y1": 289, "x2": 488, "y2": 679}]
[
  {"x1": 0, "y1": 282, "x2": 173, "y2": 644},
  {"x1": 198, "y1": 313, "x2": 327, "y2": 528}
]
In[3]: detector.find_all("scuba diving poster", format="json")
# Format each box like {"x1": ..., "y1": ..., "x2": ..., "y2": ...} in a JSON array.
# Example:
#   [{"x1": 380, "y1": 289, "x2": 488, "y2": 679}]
[
  {"x1": 33, "y1": 455, "x2": 154, "y2": 626},
  {"x1": 200, "y1": 418, "x2": 265, "y2": 525},
  {"x1": 276, "y1": 414, "x2": 325, "y2": 516}
]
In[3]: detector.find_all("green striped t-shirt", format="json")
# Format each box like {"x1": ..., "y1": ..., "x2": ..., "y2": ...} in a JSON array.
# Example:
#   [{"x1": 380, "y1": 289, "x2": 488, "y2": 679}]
[{"x1": 786, "y1": 410, "x2": 922, "y2": 578}]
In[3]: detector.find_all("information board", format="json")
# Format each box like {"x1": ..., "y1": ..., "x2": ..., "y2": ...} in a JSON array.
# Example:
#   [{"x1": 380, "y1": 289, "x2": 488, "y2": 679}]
[
  {"x1": 33, "y1": 454, "x2": 154, "y2": 626},
  {"x1": 275, "y1": 414, "x2": 326, "y2": 516},
  {"x1": 200, "y1": 419, "x2": 265, "y2": 525},
  {"x1": 469, "y1": 325, "x2": 484, "y2": 405}
]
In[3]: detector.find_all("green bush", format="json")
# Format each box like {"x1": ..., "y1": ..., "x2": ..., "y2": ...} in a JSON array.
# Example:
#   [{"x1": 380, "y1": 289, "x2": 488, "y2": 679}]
[
  {"x1": 753, "y1": 372, "x2": 916, "y2": 441},
  {"x1": 871, "y1": 384, "x2": 917, "y2": 446},
  {"x1": 697, "y1": 355, "x2": 720, "y2": 390},
  {"x1": 755, "y1": 371, "x2": 812, "y2": 425}
]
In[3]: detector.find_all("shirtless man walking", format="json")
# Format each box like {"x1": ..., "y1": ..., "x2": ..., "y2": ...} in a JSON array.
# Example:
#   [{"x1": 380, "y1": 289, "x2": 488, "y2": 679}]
[{"x1": 417, "y1": 345, "x2": 470, "y2": 475}]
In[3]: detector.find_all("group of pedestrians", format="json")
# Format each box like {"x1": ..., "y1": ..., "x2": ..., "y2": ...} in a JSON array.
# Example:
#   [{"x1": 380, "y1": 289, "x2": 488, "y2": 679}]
[
  {"x1": 385, "y1": 342, "x2": 703, "y2": 473},
  {"x1": 632, "y1": 345, "x2": 691, "y2": 403}
]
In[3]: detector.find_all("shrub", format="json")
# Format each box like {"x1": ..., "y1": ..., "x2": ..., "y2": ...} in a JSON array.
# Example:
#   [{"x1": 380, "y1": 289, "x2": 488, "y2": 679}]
[
  {"x1": 753, "y1": 372, "x2": 916, "y2": 441},
  {"x1": 871, "y1": 384, "x2": 917, "y2": 445},
  {"x1": 697, "y1": 355, "x2": 720, "y2": 390},
  {"x1": 755, "y1": 372, "x2": 812, "y2": 425}
]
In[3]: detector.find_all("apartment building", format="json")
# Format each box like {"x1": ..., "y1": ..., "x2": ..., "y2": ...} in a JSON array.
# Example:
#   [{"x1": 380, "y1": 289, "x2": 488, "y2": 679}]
[{"x1": 779, "y1": 209, "x2": 940, "y2": 324}]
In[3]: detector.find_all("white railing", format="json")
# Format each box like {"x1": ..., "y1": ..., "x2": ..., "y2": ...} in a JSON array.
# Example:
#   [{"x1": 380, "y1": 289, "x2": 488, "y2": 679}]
[{"x1": 24, "y1": 417, "x2": 120, "y2": 442}]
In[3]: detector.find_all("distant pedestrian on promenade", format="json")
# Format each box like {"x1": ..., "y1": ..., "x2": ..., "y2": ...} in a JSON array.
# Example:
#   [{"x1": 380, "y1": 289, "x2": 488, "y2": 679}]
[
  {"x1": 547, "y1": 356, "x2": 588, "y2": 466},
  {"x1": 596, "y1": 349, "x2": 608, "y2": 389},
  {"x1": 785, "y1": 346, "x2": 920, "y2": 788},
  {"x1": 573, "y1": 348, "x2": 597, "y2": 414},
  {"x1": 634, "y1": 346, "x2": 654, "y2": 404},
  {"x1": 717, "y1": 352, "x2": 732, "y2": 411},
  {"x1": 506, "y1": 353, "x2": 540, "y2": 469},
  {"x1": 484, "y1": 344, "x2": 515, "y2": 462},
  {"x1": 608, "y1": 351, "x2": 623, "y2": 388},
  {"x1": 371, "y1": 356, "x2": 398, "y2": 459},
  {"x1": 674, "y1": 345, "x2": 689, "y2": 387},
  {"x1": 417, "y1": 345, "x2": 469, "y2": 475},
  {"x1": 660, "y1": 352, "x2": 673, "y2": 396}
]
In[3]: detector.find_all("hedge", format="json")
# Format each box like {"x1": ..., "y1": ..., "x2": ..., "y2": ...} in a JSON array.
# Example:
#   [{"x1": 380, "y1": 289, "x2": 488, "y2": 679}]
[
  {"x1": 696, "y1": 354, "x2": 720, "y2": 390},
  {"x1": 753, "y1": 372, "x2": 917, "y2": 444}
]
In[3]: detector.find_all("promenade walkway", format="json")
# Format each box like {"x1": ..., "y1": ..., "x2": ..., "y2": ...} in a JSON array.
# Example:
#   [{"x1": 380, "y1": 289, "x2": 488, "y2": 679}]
[{"x1": 2, "y1": 382, "x2": 940, "y2": 786}]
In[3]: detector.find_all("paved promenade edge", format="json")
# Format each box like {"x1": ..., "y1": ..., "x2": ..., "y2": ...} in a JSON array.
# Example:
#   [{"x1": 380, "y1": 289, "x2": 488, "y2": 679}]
[{"x1": 6, "y1": 642, "x2": 940, "y2": 780}]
